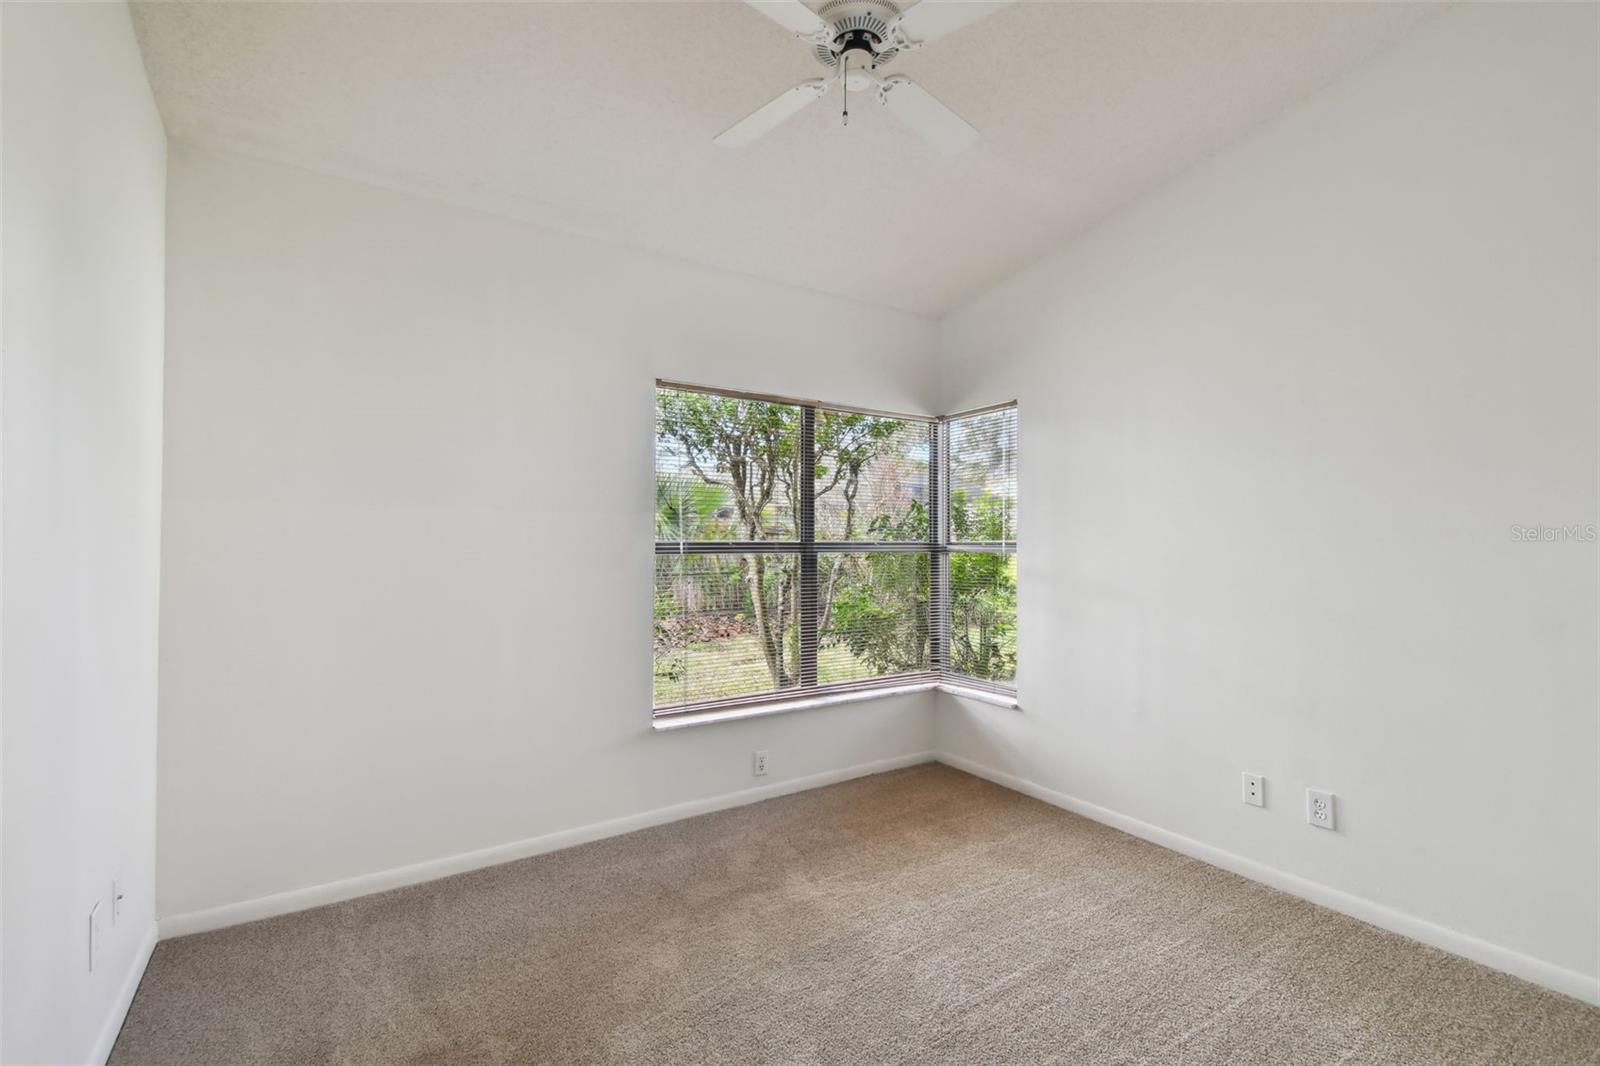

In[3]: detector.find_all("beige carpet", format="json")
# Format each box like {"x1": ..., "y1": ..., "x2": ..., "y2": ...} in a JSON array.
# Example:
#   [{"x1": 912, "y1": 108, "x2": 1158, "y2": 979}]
[{"x1": 111, "y1": 764, "x2": 1599, "y2": 1065}]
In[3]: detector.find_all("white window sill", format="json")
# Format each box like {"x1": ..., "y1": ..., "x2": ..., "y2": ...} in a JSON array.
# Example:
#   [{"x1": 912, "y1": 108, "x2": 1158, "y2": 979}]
[
  {"x1": 935, "y1": 684, "x2": 1021, "y2": 710},
  {"x1": 651, "y1": 681, "x2": 1017, "y2": 731}
]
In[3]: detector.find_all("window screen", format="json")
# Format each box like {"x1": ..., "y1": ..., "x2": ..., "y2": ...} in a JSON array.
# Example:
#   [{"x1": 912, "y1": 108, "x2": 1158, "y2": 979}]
[{"x1": 655, "y1": 383, "x2": 1015, "y2": 715}]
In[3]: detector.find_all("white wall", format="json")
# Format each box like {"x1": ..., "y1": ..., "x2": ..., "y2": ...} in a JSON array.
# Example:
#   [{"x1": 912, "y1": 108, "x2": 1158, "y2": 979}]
[
  {"x1": 937, "y1": 2, "x2": 1598, "y2": 998},
  {"x1": 1, "y1": 2, "x2": 167, "y2": 1062},
  {"x1": 157, "y1": 144, "x2": 938, "y2": 922}
]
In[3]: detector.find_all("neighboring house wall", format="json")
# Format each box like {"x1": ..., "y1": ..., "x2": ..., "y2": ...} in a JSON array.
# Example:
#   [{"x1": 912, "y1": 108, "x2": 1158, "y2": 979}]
[
  {"x1": 1, "y1": 3, "x2": 167, "y2": 1061},
  {"x1": 937, "y1": 3, "x2": 1598, "y2": 998}
]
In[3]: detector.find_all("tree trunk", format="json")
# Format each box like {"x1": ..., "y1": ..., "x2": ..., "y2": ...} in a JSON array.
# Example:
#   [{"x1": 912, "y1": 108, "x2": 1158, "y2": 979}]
[
  {"x1": 744, "y1": 553, "x2": 790, "y2": 688},
  {"x1": 817, "y1": 477, "x2": 860, "y2": 640}
]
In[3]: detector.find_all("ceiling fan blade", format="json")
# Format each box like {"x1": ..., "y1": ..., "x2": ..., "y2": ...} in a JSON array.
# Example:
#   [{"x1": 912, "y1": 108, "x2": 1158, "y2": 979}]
[
  {"x1": 895, "y1": 0, "x2": 1013, "y2": 45},
  {"x1": 714, "y1": 80, "x2": 829, "y2": 148},
  {"x1": 741, "y1": 0, "x2": 827, "y2": 37},
  {"x1": 880, "y1": 75, "x2": 978, "y2": 155}
]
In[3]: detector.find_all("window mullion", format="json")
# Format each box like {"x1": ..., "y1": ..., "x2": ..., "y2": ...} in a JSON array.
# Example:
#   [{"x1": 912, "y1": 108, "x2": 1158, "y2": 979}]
[
  {"x1": 930, "y1": 418, "x2": 950, "y2": 678},
  {"x1": 799, "y1": 406, "x2": 819, "y2": 688}
]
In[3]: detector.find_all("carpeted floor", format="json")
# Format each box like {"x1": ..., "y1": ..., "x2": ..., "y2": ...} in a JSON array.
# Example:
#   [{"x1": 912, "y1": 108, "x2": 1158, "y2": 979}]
[{"x1": 111, "y1": 764, "x2": 1599, "y2": 1065}]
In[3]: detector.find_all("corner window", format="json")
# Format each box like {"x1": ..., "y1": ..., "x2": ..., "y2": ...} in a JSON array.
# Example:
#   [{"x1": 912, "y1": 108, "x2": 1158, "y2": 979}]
[{"x1": 654, "y1": 382, "x2": 1016, "y2": 717}]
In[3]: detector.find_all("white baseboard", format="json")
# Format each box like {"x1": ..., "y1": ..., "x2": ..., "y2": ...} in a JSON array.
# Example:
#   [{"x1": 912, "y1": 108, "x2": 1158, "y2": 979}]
[
  {"x1": 936, "y1": 752, "x2": 1600, "y2": 1007},
  {"x1": 159, "y1": 750, "x2": 937, "y2": 939},
  {"x1": 89, "y1": 920, "x2": 158, "y2": 1065},
  {"x1": 155, "y1": 746, "x2": 1598, "y2": 1008}
]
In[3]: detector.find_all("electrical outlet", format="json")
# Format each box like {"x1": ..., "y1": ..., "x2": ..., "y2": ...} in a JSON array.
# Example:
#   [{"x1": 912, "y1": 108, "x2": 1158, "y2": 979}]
[
  {"x1": 1241, "y1": 772, "x2": 1265, "y2": 808},
  {"x1": 88, "y1": 902, "x2": 102, "y2": 972},
  {"x1": 1306, "y1": 788, "x2": 1336, "y2": 830},
  {"x1": 753, "y1": 750, "x2": 769, "y2": 777},
  {"x1": 112, "y1": 878, "x2": 125, "y2": 925}
]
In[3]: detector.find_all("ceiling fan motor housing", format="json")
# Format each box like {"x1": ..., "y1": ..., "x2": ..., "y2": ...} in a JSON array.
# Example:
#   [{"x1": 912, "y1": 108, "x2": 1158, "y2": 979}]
[{"x1": 812, "y1": 0, "x2": 903, "y2": 69}]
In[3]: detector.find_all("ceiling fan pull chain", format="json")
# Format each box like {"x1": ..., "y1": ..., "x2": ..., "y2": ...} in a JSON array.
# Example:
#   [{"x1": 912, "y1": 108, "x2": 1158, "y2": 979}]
[{"x1": 842, "y1": 53, "x2": 849, "y2": 126}]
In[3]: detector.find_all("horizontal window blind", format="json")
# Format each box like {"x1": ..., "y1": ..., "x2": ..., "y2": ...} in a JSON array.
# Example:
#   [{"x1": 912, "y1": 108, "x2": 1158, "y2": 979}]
[
  {"x1": 814, "y1": 409, "x2": 929, "y2": 543},
  {"x1": 819, "y1": 551, "x2": 930, "y2": 684},
  {"x1": 653, "y1": 552, "x2": 801, "y2": 708},
  {"x1": 947, "y1": 405, "x2": 1018, "y2": 546},
  {"x1": 655, "y1": 383, "x2": 1015, "y2": 716},
  {"x1": 939, "y1": 404, "x2": 1018, "y2": 694},
  {"x1": 655, "y1": 389, "x2": 802, "y2": 543}
]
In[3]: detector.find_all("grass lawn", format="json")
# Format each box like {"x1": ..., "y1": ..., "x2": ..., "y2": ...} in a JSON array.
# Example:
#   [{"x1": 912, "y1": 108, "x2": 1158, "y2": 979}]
[{"x1": 653, "y1": 633, "x2": 899, "y2": 708}]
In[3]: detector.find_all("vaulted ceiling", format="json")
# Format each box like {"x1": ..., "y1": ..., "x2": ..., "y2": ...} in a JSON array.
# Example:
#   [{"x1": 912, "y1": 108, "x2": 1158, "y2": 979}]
[{"x1": 132, "y1": 1, "x2": 1437, "y2": 317}]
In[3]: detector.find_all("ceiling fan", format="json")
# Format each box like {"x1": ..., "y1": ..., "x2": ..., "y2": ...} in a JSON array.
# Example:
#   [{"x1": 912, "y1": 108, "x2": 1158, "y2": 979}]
[{"x1": 716, "y1": 0, "x2": 1012, "y2": 155}]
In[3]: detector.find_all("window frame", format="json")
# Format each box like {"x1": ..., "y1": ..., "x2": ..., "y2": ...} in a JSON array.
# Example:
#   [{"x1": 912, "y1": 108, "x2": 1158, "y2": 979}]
[
  {"x1": 934, "y1": 400, "x2": 1020, "y2": 697},
  {"x1": 654, "y1": 380, "x2": 1015, "y2": 720}
]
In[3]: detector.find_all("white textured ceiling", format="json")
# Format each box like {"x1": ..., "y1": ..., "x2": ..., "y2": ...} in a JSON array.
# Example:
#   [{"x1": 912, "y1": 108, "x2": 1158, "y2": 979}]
[{"x1": 132, "y1": 1, "x2": 1437, "y2": 317}]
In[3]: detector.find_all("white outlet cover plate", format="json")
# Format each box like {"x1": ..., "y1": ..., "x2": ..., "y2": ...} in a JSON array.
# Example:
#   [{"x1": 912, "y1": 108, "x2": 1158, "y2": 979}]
[
  {"x1": 1241, "y1": 772, "x2": 1265, "y2": 808},
  {"x1": 1306, "y1": 788, "x2": 1336, "y2": 830}
]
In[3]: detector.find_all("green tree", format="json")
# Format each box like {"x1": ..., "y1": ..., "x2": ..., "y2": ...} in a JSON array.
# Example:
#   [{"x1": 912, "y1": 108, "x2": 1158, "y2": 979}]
[
  {"x1": 655, "y1": 478, "x2": 733, "y2": 540},
  {"x1": 655, "y1": 392, "x2": 909, "y2": 689},
  {"x1": 826, "y1": 501, "x2": 930, "y2": 676},
  {"x1": 947, "y1": 489, "x2": 1016, "y2": 680}
]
